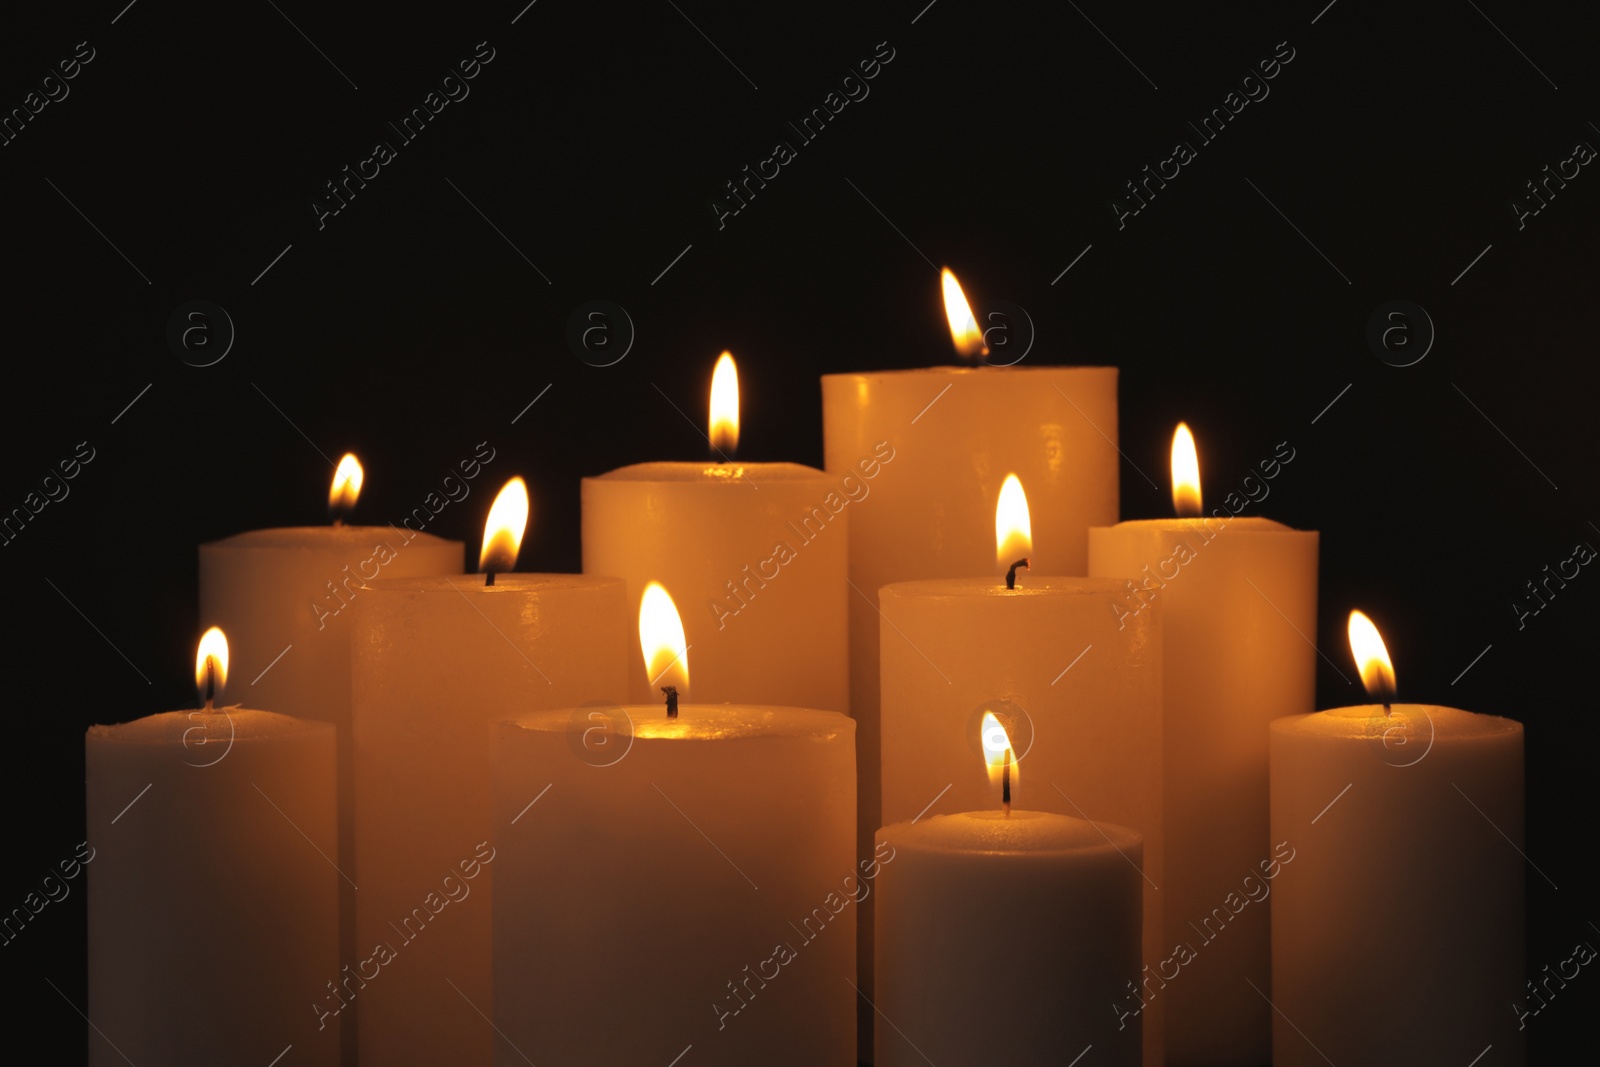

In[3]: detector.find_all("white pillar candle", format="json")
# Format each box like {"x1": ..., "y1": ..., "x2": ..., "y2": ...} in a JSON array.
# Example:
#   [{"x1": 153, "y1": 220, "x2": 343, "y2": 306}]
[
  {"x1": 824, "y1": 272, "x2": 1119, "y2": 1056},
  {"x1": 199, "y1": 453, "x2": 464, "y2": 729},
  {"x1": 876, "y1": 719, "x2": 1141, "y2": 1067},
  {"x1": 199, "y1": 454, "x2": 462, "y2": 1048},
  {"x1": 493, "y1": 704, "x2": 857, "y2": 1065},
  {"x1": 879, "y1": 476, "x2": 1165, "y2": 1065},
  {"x1": 1268, "y1": 612, "x2": 1524, "y2": 1066},
  {"x1": 821, "y1": 364, "x2": 1119, "y2": 805},
  {"x1": 583, "y1": 353, "x2": 847, "y2": 709},
  {"x1": 1088, "y1": 425, "x2": 1316, "y2": 1064},
  {"x1": 86, "y1": 629, "x2": 338, "y2": 1066},
  {"x1": 349, "y1": 479, "x2": 630, "y2": 1067}
]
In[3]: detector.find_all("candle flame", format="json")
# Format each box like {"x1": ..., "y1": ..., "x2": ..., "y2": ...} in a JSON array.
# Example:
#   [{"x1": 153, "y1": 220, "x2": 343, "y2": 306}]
[
  {"x1": 941, "y1": 268, "x2": 987, "y2": 362},
  {"x1": 1171, "y1": 423, "x2": 1202, "y2": 517},
  {"x1": 639, "y1": 582, "x2": 690, "y2": 698},
  {"x1": 1347, "y1": 610, "x2": 1397, "y2": 703},
  {"x1": 981, "y1": 710, "x2": 1016, "y2": 788},
  {"x1": 328, "y1": 453, "x2": 364, "y2": 523},
  {"x1": 479, "y1": 477, "x2": 530, "y2": 575},
  {"x1": 194, "y1": 626, "x2": 229, "y2": 704},
  {"x1": 709, "y1": 352, "x2": 740, "y2": 456},
  {"x1": 995, "y1": 474, "x2": 1033, "y2": 571}
]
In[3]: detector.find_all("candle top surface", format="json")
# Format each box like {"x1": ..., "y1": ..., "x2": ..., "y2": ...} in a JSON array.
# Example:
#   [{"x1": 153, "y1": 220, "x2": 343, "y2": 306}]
[
  {"x1": 882, "y1": 575, "x2": 1130, "y2": 600},
  {"x1": 203, "y1": 525, "x2": 460, "y2": 550},
  {"x1": 506, "y1": 704, "x2": 853, "y2": 742},
  {"x1": 822, "y1": 365, "x2": 1116, "y2": 382},
  {"x1": 587, "y1": 461, "x2": 826, "y2": 483},
  {"x1": 362, "y1": 573, "x2": 622, "y2": 595},
  {"x1": 87, "y1": 708, "x2": 331, "y2": 743},
  {"x1": 1098, "y1": 516, "x2": 1294, "y2": 534},
  {"x1": 884, "y1": 809, "x2": 1141, "y2": 855},
  {"x1": 1274, "y1": 704, "x2": 1522, "y2": 740}
]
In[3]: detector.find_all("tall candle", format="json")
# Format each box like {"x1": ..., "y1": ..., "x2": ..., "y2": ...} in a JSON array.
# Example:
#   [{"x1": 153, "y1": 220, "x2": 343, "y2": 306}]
[
  {"x1": 1088, "y1": 424, "x2": 1316, "y2": 1064},
  {"x1": 1268, "y1": 612, "x2": 1524, "y2": 1065},
  {"x1": 349, "y1": 479, "x2": 630, "y2": 1067},
  {"x1": 823, "y1": 272, "x2": 1119, "y2": 1053},
  {"x1": 492, "y1": 585, "x2": 856, "y2": 1064},
  {"x1": 199, "y1": 453, "x2": 464, "y2": 728},
  {"x1": 200, "y1": 453, "x2": 462, "y2": 1053},
  {"x1": 875, "y1": 721, "x2": 1142, "y2": 1066},
  {"x1": 879, "y1": 476, "x2": 1164, "y2": 1065},
  {"x1": 584, "y1": 353, "x2": 847, "y2": 709},
  {"x1": 86, "y1": 629, "x2": 338, "y2": 1066}
]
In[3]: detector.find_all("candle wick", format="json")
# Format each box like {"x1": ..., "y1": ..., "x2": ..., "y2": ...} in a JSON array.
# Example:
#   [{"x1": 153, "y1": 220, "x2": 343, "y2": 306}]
[
  {"x1": 1002, "y1": 752, "x2": 1011, "y2": 816},
  {"x1": 331, "y1": 518, "x2": 344, "y2": 529},
  {"x1": 1382, "y1": 702, "x2": 1391, "y2": 718},
  {"x1": 662, "y1": 686, "x2": 679, "y2": 720},
  {"x1": 203, "y1": 657, "x2": 215, "y2": 714},
  {"x1": 1005, "y1": 557, "x2": 1030, "y2": 590},
  {"x1": 485, "y1": 571, "x2": 496, "y2": 587}
]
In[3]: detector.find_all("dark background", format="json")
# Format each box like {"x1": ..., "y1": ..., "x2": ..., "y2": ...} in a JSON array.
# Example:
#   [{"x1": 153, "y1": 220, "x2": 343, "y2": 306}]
[{"x1": 3, "y1": 0, "x2": 1594, "y2": 1061}]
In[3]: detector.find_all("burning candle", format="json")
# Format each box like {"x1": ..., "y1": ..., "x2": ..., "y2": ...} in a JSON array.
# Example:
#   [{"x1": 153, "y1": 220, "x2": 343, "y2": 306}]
[
  {"x1": 583, "y1": 352, "x2": 848, "y2": 710},
  {"x1": 200, "y1": 454, "x2": 462, "y2": 1043},
  {"x1": 492, "y1": 584, "x2": 857, "y2": 1065},
  {"x1": 349, "y1": 478, "x2": 630, "y2": 1067},
  {"x1": 823, "y1": 272, "x2": 1120, "y2": 1051},
  {"x1": 87, "y1": 629, "x2": 339, "y2": 1066},
  {"x1": 875, "y1": 717, "x2": 1143, "y2": 1065},
  {"x1": 1088, "y1": 423, "x2": 1317, "y2": 1064},
  {"x1": 200, "y1": 453, "x2": 464, "y2": 723},
  {"x1": 879, "y1": 475, "x2": 1166, "y2": 1064},
  {"x1": 1269, "y1": 612, "x2": 1525, "y2": 1066}
]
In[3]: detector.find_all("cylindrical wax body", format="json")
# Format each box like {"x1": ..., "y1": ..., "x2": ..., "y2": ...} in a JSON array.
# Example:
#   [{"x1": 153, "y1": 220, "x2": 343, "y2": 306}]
[
  {"x1": 493, "y1": 705, "x2": 857, "y2": 1066},
  {"x1": 201, "y1": 523, "x2": 462, "y2": 1049},
  {"x1": 86, "y1": 709, "x2": 338, "y2": 1067},
  {"x1": 823, "y1": 364, "x2": 1119, "y2": 1056},
  {"x1": 1269, "y1": 704, "x2": 1525, "y2": 1066},
  {"x1": 582, "y1": 461, "x2": 848, "y2": 710},
  {"x1": 1089, "y1": 515, "x2": 1317, "y2": 1064},
  {"x1": 350, "y1": 574, "x2": 629, "y2": 1067},
  {"x1": 878, "y1": 575, "x2": 1164, "y2": 1065},
  {"x1": 875, "y1": 811, "x2": 1142, "y2": 1067}
]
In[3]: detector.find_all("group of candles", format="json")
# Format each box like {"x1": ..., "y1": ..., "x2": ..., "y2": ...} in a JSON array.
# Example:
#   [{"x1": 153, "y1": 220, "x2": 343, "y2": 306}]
[{"x1": 83, "y1": 272, "x2": 1525, "y2": 1067}]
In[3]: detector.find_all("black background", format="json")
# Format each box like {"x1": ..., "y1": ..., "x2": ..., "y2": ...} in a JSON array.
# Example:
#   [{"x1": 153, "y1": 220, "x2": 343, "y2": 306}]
[{"x1": 3, "y1": 0, "x2": 1595, "y2": 1061}]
